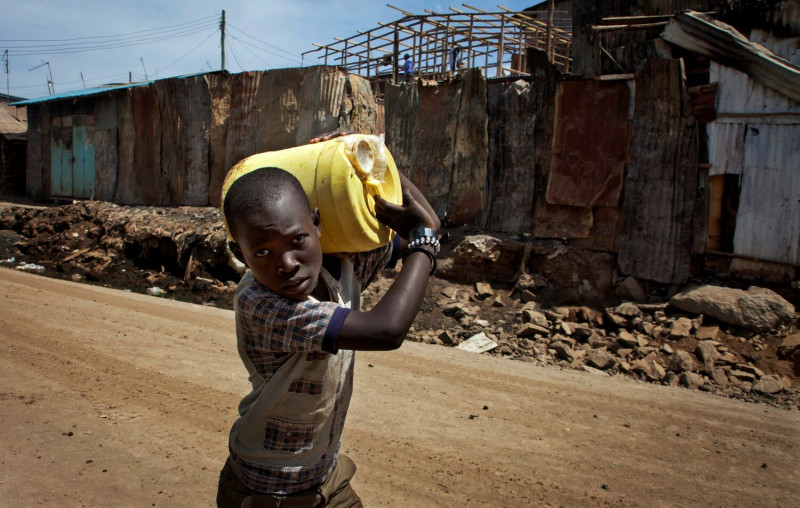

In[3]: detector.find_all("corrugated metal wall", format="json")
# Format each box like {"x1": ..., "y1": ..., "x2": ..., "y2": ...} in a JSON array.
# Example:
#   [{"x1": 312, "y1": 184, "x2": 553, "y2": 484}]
[
  {"x1": 25, "y1": 67, "x2": 381, "y2": 207},
  {"x1": 707, "y1": 28, "x2": 800, "y2": 273}
]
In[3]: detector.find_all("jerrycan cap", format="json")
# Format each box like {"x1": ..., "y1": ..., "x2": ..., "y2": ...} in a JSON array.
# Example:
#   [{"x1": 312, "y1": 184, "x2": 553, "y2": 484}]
[{"x1": 343, "y1": 134, "x2": 388, "y2": 185}]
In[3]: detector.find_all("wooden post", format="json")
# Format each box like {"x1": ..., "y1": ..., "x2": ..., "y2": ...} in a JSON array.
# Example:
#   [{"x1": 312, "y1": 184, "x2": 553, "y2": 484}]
[
  {"x1": 220, "y1": 10, "x2": 226, "y2": 70},
  {"x1": 393, "y1": 23, "x2": 399, "y2": 83},
  {"x1": 497, "y1": 14, "x2": 505, "y2": 76},
  {"x1": 545, "y1": 0, "x2": 555, "y2": 62},
  {"x1": 467, "y1": 14, "x2": 474, "y2": 69}
]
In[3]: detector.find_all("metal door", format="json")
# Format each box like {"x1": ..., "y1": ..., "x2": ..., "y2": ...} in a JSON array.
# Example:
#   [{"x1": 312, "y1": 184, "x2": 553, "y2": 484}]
[{"x1": 50, "y1": 115, "x2": 95, "y2": 199}]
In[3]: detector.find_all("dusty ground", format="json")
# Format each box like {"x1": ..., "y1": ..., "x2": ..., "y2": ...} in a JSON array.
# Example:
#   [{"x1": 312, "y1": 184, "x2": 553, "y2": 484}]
[{"x1": 1, "y1": 268, "x2": 799, "y2": 507}]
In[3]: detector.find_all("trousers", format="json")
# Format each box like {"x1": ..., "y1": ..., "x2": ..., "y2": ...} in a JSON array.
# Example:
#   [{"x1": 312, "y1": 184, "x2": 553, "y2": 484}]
[{"x1": 216, "y1": 455, "x2": 362, "y2": 508}]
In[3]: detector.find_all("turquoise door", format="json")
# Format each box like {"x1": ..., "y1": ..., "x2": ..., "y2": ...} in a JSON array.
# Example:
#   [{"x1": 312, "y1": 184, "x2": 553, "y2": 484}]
[{"x1": 50, "y1": 116, "x2": 95, "y2": 199}]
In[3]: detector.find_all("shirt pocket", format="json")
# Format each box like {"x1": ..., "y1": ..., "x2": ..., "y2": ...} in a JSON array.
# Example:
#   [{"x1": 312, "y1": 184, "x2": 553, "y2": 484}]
[{"x1": 262, "y1": 418, "x2": 316, "y2": 454}]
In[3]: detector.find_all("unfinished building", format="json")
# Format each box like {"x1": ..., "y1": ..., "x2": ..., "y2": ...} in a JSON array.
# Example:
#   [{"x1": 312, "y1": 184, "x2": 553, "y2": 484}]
[{"x1": 13, "y1": 0, "x2": 800, "y2": 294}]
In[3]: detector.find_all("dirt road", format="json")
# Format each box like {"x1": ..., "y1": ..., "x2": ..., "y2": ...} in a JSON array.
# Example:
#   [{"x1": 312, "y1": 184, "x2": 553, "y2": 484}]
[{"x1": 1, "y1": 267, "x2": 798, "y2": 507}]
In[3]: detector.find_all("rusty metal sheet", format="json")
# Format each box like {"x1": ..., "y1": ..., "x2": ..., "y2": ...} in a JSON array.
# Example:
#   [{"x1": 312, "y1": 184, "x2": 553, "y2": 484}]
[
  {"x1": 176, "y1": 75, "x2": 211, "y2": 206},
  {"x1": 486, "y1": 80, "x2": 536, "y2": 233},
  {"x1": 296, "y1": 66, "x2": 346, "y2": 144},
  {"x1": 547, "y1": 79, "x2": 631, "y2": 207},
  {"x1": 255, "y1": 68, "x2": 303, "y2": 152},
  {"x1": 129, "y1": 86, "x2": 161, "y2": 205},
  {"x1": 114, "y1": 91, "x2": 135, "y2": 203},
  {"x1": 384, "y1": 82, "x2": 419, "y2": 180},
  {"x1": 339, "y1": 74, "x2": 380, "y2": 136},
  {"x1": 224, "y1": 71, "x2": 261, "y2": 174},
  {"x1": 206, "y1": 73, "x2": 229, "y2": 206},
  {"x1": 447, "y1": 69, "x2": 488, "y2": 226},
  {"x1": 155, "y1": 80, "x2": 181, "y2": 206},
  {"x1": 571, "y1": 206, "x2": 623, "y2": 252},
  {"x1": 532, "y1": 197, "x2": 593, "y2": 239},
  {"x1": 618, "y1": 58, "x2": 698, "y2": 285}
]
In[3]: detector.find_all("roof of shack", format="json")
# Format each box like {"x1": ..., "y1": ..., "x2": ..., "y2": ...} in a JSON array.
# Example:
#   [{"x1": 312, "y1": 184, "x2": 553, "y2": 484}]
[{"x1": 10, "y1": 71, "x2": 223, "y2": 107}]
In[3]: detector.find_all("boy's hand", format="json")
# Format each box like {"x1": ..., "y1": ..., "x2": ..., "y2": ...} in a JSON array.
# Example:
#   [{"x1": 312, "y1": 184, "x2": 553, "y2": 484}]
[{"x1": 374, "y1": 188, "x2": 438, "y2": 239}]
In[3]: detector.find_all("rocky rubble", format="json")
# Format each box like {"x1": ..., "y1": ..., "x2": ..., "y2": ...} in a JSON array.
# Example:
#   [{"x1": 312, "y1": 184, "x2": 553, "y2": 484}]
[
  {"x1": 2, "y1": 200, "x2": 799, "y2": 410},
  {"x1": 398, "y1": 278, "x2": 799, "y2": 409}
]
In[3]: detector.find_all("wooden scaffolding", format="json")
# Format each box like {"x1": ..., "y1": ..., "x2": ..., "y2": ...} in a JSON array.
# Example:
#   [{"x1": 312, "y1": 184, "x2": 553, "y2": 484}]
[{"x1": 302, "y1": 3, "x2": 572, "y2": 85}]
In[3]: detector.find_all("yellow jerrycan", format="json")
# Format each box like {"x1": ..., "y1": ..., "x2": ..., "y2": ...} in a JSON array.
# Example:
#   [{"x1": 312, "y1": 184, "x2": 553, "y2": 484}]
[{"x1": 223, "y1": 134, "x2": 403, "y2": 253}]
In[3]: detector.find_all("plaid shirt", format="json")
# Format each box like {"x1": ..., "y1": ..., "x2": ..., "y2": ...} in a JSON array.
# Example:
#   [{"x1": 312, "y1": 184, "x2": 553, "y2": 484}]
[{"x1": 227, "y1": 244, "x2": 392, "y2": 495}]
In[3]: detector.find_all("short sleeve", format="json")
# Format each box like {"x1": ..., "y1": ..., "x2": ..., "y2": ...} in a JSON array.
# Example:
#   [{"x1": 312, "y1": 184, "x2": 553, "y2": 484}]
[{"x1": 236, "y1": 281, "x2": 341, "y2": 354}]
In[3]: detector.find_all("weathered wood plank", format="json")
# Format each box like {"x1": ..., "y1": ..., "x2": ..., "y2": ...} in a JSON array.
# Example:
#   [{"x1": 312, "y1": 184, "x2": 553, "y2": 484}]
[
  {"x1": 618, "y1": 58, "x2": 698, "y2": 284},
  {"x1": 486, "y1": 80, "x2": 536, "y2": 232}
]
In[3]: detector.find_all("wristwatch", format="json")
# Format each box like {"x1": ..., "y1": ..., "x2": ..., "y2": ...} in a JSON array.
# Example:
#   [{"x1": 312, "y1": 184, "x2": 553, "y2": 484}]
[{"x1": 407, "y1": 226, "x2": 440, "y2": 254}]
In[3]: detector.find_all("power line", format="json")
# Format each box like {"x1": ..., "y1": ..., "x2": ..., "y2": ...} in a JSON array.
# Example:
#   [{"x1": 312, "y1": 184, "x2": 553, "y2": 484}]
[
  {"x1": 158, "y1": 29, "x2": 220, "y2": 74},
  {"x1": 226, "y1": 38, "x2": 244, "y2": 72},
  {"x1": 227, "y1": 34, "x2": 271, "y2": 69},
  {"x1": 226, "y1": 23, "x2": 300, "y2": 60},
  {"x1": 9, "y1": 24, "x2": 218, "y2": 56},
  {"x1": 228, "y1": 33, "x2": 302, "y2": 66},
  {"x1": 0, "y1": 14, "x2": 218, "y2": 43}
]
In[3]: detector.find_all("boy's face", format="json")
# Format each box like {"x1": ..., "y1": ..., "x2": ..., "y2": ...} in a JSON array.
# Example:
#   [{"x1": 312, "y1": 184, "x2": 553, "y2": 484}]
[{"x1": 230, "y1": 194, "x2": 323, "y2": 301}]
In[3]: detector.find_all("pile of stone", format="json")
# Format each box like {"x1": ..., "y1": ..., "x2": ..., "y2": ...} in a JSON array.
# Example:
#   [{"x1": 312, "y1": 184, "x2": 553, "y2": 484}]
[{"x1": 410, "y1": 282, "x2": 799, "y2": 410}]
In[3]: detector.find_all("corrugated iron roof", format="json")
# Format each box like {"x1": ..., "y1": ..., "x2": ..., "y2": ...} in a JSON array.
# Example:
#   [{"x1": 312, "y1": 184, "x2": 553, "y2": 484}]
[
  {"x1": 0, "y1": 104, "x2": 26, "y2": 136},
  {"x1": 9, "y1": 71, "x2": 223, "y2": 106}
]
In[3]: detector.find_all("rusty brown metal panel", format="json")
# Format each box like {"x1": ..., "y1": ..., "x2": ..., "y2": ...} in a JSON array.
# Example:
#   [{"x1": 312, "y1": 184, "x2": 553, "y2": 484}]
[
  {"x1": 25, "y1": 104, "x2": 44, "y2": 200},
  {"x1": 571, "y1": 206, "x2": 623, "y2": 252},
  {"x1": 255, "y1": 68, "x2": 303, "y2": 152},
  {"x1": 224, "y1": 71, "x2": 261, "y2": 176},
  {"x1": 408, "y1": 82, "x2": 453, "y2": 217},
  {"x1": 92, "y1": 96, "x2": 118, "y2": 202},
  {"x1": 486, "y1": 81, "x2": 536, "y2": 233},
  {"x1": 127, "y1": 85, "x2": 161, "y2": 205},
  {"x1": 532, "y1": 197, "x2": 593, "y2": 238},
  {"x1": 384, "y1": 82, "x2": 419, "y2": 180},
  {"x1": 339, "y1": 74, "x2": 381, "y2": 136},
  {"x1": 618, "y1": 58, "x2": 698, "y2": 285},
  {"x1": 176, "y1": 75, "x2": 211, "y2": 206},
  {"x1": 155, "y1": 80, "x2": 181, "y2": 206},
  {"x1": 115, "y1": 92, "x2": 135, "y2": 203},
  {"x1": 547, "y1": 79, "x2": 631, "y2": 207},
  {"x1": 296, "y1": 66, "x2": 346, "y2": 143},
  {"x1": 93, "y1": 129, "x2": 117, "y2": 202},
  {"x1": 206, "y1": 73, "x2": 229, "y2": 207},
  {"x1": 448, "y1": 68, "x2": 488, "y2": 226}
]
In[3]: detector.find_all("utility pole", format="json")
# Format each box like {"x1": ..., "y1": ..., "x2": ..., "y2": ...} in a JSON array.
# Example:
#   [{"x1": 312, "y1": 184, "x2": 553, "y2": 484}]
[
  {"x1": 220, "y1": 10, "x2": 226, "y2": 71},
  {"x1": 2, "y1": 50, "x2": 9, "y2": 97},
  {"x1": 140, "y1": 57, "x2": 149, "y2": 80},
  {"x1": 80, "y1": 71, "x2": 86, "y2": 88}
]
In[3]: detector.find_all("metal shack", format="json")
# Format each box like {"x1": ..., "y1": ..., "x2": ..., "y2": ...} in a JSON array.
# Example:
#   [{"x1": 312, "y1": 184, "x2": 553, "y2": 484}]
[
  {"x1": 15, "y1": 68, "x2": 380, "y2": 206},
  {"x1": 0, "y1": 93, "x2": 27, "y2": 197}
]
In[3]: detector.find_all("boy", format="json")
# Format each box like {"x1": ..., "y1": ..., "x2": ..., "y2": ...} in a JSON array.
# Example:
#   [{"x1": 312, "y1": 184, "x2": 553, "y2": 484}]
[{"x1": 217, "y1": 164, "x2": 440, "y2": 507}]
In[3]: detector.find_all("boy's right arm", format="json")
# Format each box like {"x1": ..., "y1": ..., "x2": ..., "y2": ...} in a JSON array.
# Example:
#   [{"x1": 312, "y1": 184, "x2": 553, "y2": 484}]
[{"x1": 336, "y1": 187, "x2": 437, "y2": 351}]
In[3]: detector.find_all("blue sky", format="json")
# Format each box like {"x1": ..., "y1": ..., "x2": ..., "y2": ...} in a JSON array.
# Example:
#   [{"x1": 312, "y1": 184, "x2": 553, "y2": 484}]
[{"x1": 1, "y1": 0, "x2": 536, "y2": 99}]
